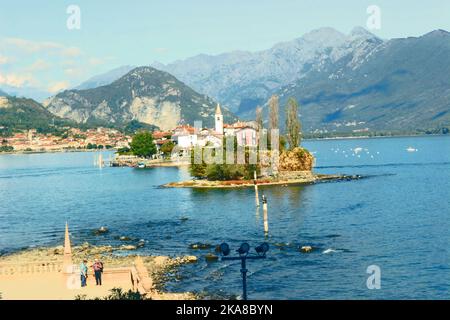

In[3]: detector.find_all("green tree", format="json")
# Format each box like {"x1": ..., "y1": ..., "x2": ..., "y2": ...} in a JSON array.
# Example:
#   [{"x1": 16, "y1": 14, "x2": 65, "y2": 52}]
[
  {"x1": 285, "y1": 97, "x2": 301, "y2": 150},
  {"x1": 160, "y1": 141, "x2": 175, "y2": 157},
  {"x1": 0, "y1": 145, "x2": 13, "y2": 152},
  {"x1": 75, "y1": 288, "x2": 146, "y2": 300},
  {"x1": 190, "y1": 147, "x2": 207, "y2": 178},
  {"x1": 130, "y1": 131, "x2": 157, "y2": 158},
  {"x1": 117, "y1": 146, "x2": 132, "y2": 155}
]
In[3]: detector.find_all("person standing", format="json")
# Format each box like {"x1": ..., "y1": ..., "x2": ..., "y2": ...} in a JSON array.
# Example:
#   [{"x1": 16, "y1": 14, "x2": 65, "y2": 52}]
[
  {"x1": 80, "y1": 259, "x2": 88, "y2": 287},
  {"x1": 92, "y1": 258, "x2": 104, "y2": 286}
]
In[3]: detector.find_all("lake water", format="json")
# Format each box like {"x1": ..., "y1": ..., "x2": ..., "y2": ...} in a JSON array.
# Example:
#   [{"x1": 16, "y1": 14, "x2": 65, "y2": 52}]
[{"x1": 0, "y1": 136, "x2": 449, "y2": 299}]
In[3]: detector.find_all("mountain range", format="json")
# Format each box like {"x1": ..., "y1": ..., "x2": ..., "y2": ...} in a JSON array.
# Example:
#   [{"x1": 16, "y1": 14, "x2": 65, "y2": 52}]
[
  {"x1": 2, "y1": 27, "x2": 450, "y2": 134},
  {"x1": 153, "y1": 27, "x2": 381, "y2": 114},
  {"x1": 44, "y1": 66, "x2": 237, "y2": 130},
  {"x1": 152, "y1": 27, "x2": 450, "y2": 133},
  {"x1": 274, "y1": 29, "x2": 450, "y2": 133}
]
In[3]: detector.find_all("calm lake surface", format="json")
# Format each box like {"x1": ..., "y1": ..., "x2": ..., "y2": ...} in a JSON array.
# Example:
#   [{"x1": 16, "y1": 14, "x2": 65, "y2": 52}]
[{"x1": 1, "y1": 136, "x2": 449, "y2": 299}]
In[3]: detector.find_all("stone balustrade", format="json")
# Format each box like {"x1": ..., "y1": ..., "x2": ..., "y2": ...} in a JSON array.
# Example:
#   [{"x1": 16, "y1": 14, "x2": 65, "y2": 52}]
[{"x1": 0, "y1": 262, "x2": 63, "y2": 275}]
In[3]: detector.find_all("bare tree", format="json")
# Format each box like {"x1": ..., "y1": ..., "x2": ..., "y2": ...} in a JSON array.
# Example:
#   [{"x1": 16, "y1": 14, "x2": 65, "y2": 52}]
[
  {"x1": 255, "y1": 106, "x2": 263, "y2": 131},
  {"x1": 285, "y1": 97, "x2": 301, "y2": 149},
  {"x1": 268, "y1": 95, "x2": 279, "y2": 130}
]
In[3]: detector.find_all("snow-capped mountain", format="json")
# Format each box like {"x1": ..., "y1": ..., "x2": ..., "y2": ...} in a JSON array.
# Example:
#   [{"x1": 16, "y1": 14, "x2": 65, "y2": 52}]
[
  {"x1": 272, "y1": 29, "x2": 450, "y2": 133},
  {"x1": 152, "y1": 27, "x2": 384, "y2": 114}
]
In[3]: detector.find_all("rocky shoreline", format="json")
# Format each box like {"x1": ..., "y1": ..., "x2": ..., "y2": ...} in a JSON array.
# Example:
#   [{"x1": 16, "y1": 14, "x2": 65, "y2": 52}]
[{"x1": 163, "y1": 172, "x2": 362, "y2": 189}]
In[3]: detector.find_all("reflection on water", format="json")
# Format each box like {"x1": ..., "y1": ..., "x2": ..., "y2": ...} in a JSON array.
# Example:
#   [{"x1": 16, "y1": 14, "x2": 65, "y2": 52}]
[{"x1": 1, "y1": 136, "x2": 450, "y2": 299}]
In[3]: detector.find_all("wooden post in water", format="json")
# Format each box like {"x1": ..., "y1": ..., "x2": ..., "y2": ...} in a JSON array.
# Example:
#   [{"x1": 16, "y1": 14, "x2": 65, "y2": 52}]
[
  {"x1": 262, "y1": 195, "x2": 269, "y2": 235},
  {"x1": 254, "y1": 171, "x2": 260, "y2": 207}
]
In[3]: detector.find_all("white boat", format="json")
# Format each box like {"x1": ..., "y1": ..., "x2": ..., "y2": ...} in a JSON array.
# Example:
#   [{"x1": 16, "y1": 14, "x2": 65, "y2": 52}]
[
  {"x1": 137, "y1": 162, "x2": 145, "y2": 169},
  {"x1": 406, "y1": 147, "x2": 418, "y2": 152}
]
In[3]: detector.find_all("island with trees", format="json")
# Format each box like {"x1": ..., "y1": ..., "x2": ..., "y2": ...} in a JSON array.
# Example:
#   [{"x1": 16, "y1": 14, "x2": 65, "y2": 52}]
[{"x1": 164, "y1": 96, "x2": 362, "y2": 188}]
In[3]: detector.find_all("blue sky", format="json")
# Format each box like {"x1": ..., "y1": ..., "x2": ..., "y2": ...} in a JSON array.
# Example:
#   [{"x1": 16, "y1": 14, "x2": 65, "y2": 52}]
[{"x1": 1, "y1": 0, "x2": 450, "y2": 96}]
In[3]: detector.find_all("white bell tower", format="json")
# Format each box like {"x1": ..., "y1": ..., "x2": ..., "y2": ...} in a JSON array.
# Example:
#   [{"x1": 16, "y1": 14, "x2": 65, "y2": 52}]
[{"x1": 215, "y1": 103, "x2": 223, "y2": 135}]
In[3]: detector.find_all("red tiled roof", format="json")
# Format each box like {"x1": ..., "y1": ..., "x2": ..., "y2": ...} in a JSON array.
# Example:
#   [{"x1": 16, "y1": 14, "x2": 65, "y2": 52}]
[
  {"x1": 153, "y1": 131, "x2": 171, "y2": 139},
  {"x1": 173, "y1": 125, "x2": 196, "y2": 134}
]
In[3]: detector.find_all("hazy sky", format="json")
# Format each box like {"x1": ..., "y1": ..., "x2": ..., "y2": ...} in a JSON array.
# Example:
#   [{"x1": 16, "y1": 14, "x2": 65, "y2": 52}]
[{"x1": 1, "y1": 0, "x2": 450, "y2": 94}]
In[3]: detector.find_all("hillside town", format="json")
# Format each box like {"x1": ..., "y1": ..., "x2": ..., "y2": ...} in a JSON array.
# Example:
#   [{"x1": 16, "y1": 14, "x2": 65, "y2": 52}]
[
  {"x1": 1, "y1": 104, "x2": 258, "y2": 155},
  {"x1": 1, "y1": 127, "x2": 131, "y2": 153}
]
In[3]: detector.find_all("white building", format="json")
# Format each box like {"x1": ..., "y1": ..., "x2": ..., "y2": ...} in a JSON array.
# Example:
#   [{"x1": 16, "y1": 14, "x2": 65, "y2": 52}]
[
  {"x1": 170, "y1": 104, "x2": 258, "y2": 150},
  {"x1": 224, "y1": 121, "x2": 258, "y2": 147},
  {"x1": 197, "y1": 129, "x2": 223, "y2": 147},
  {"x1": 215, "y1": 104, "x2": 224, "y2": 135},
  {"x1": 172, "y1": 125, "x2": 197, "y2": 148}
]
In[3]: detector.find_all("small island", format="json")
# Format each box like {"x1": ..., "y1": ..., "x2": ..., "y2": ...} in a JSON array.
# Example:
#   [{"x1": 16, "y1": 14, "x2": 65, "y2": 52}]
[
  {"x1": 163, "y1": 97, "x2": 362, "y2": 188},
  {"x1": 163, "y1": 147, "x2": 362, "y2": 189}
]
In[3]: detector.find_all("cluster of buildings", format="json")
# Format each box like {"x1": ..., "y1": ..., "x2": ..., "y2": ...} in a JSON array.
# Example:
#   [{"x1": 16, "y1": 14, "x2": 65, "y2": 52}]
[
  {"x1": 2, "y1": 104, "x2": 258, "y2": 155},
  {"x1": 164, "y1": 104, "x2": 258, "y2": 151},
  {"x1": 2, "y1": 127, "x2": 131, "y2": 152}
]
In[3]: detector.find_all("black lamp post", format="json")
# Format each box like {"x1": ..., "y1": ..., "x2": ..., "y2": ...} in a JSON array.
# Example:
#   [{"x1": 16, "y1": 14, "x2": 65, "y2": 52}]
[{"x1": 219, "y1": 242, "x2": 269, "y2": 300}]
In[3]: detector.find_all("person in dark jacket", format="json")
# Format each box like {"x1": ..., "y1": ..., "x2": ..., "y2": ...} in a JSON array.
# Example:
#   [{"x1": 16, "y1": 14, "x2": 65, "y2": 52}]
[{"x1": 92, "y1": 259, "x2": 104, "y2": 286}]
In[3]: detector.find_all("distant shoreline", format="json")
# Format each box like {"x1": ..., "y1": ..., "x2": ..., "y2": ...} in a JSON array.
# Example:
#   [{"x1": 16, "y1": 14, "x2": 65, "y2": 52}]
[
  {"x1": 303, "y1": 132, "x2": 448, "y2": 142},
  {"x1": 0, "y1": 148, "x2": 115, "y2": 156},
  {"x1": 1, "y1": 133, "x2": 448, "y2": 157}
]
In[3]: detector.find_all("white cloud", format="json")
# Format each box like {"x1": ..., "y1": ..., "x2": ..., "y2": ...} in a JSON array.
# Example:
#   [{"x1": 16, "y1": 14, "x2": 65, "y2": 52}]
[
  {"x1": 88, "y1": 57, "x2": 106, "y2": 66},
  {"x1": 4, "y1": 38, "x2": 61, "y2": 53},
  {"x1": 27, "y1": 59, "x2": 51, "y2": 72},
  {"x1": 2, "y1": 37, "x2": 82, "y2": 57},
  {"x1": 0, "y1": 55, "x2": 12, "y2": 65},
  {"x1": 62, "y1": 47, "x2": 82, "y2": 57},
  {"x1": 0, "y1": 72, "x2": 35, "y2": 87},
  {"x1": 48, "y1": 81, "x2": 70, "y2": 94}
]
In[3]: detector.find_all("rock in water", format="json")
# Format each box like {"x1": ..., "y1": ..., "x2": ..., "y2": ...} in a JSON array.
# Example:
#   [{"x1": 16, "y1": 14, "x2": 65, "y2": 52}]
[
  {"x1": 94, "y1": 226, "x2": 109, "y2": 235},
  {"x1": 189, "y1": 243, "x2": 212, "y2": 250},
  {"x1": 184, "y1": 256, "x2": 198, "y2": 263},
  {"x1": 300, "y1": 246, "x2": 313, "y2": 253},
  {"x1": 137, "y1": 240, "x2": 146, "y2": 248},
  {"x1": 205, "y1": 253, "x2": 219, "y2": 262},
  {"x1": 120, "y1": 245, "x2": 137, "y2": 251}
]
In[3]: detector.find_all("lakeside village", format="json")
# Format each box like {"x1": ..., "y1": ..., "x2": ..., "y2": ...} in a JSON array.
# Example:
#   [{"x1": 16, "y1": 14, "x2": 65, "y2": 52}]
[
  {"x1": 0, "y1": 104, "x2": 260, "y2": 159},
  {"x1": 1, "y1": 97, "x2": 357, "y2": 187}
]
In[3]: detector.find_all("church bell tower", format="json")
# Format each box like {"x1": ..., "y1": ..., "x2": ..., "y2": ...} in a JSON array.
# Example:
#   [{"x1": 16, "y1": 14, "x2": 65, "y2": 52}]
[{"x1": 215, "y1": 104, "x2": 223, "y2": 135}]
